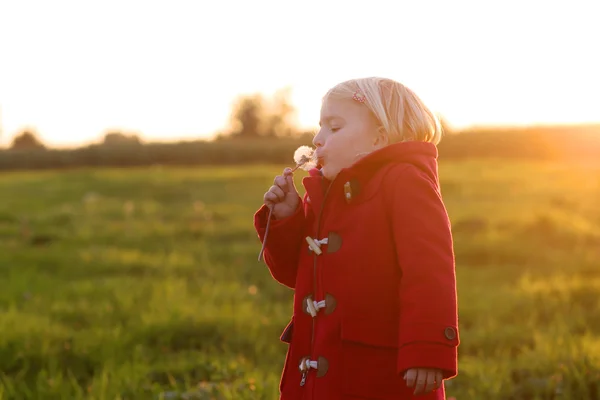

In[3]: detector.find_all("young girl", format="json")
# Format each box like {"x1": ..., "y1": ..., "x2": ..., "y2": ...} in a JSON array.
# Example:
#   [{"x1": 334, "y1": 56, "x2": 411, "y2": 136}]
[{"x1": 254, "y1": 77, "x2": 459, "y2": 399}]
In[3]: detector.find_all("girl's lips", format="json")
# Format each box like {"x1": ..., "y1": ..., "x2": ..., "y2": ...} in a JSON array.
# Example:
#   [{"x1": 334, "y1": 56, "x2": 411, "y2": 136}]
[{"x1": 316, "y1": 155, "x2": 325, "y2": 167}]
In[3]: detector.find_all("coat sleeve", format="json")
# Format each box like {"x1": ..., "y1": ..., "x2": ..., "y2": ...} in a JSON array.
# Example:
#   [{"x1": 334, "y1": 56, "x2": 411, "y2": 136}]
[
  {"x1": 389, "y1": 165, "x2": 459, "y2": 379},
  {"x1": 254, "y1": 194, "x2": 307, "y2": 289}
]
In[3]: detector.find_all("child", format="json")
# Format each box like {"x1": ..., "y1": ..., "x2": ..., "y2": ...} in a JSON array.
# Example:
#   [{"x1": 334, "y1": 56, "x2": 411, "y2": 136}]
[{"x1": 254, "y1": 77, "x2": 459, "y2": 399}]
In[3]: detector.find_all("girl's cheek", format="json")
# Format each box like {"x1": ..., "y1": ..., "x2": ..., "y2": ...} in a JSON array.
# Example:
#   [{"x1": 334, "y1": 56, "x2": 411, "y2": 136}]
[{"x1": 325, "y1": 135, "x2": 337, "y2": 148}]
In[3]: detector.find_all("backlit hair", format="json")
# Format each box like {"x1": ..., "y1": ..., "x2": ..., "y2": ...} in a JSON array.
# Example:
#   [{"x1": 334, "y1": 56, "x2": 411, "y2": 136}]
[{"x1": 323, "y1": 77, "x2": 442, "y2": 145}]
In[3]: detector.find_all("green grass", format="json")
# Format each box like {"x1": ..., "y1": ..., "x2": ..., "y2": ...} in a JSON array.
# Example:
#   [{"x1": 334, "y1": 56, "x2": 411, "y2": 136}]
[{"x1": 1, "y1": 160, "x2": 600, "y2": 399}]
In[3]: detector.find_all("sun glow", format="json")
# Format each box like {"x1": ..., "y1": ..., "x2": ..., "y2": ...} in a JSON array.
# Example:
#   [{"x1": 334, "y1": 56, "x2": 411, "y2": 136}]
[{"x1": 0, "y1": 0, "x2": 598, "y2": 148}]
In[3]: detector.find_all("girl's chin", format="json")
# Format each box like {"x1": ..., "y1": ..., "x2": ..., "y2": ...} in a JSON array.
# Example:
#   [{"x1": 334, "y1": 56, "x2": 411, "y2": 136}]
[{"x1": 320, "y1": 165, "x2": 338, "y2": 180}]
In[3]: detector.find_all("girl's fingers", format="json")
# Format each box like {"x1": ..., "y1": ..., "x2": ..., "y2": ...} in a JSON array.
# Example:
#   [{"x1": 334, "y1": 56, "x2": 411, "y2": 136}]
[
  {"x1": 282, "y1": 168, "x2": 296, "y2": 191},
  {"x1": 435, "y1": 371, "x2": 443, "y2": 390},
  {"x1": 424, "y1": 370, "x2": 436, "y2": 394},
  {"x1": 285, "y1": 173, "x2": 297, "y2": 195},
  {"x1": 405, "y1": 368, "x2": 443, "y2": 395},
  {"x1": 264, "y1": 191, "x2": 280, "y2": 205},
  {"x1": 267, "y1": 167, "x2": 297, "y2": 210},
  {"x1": 274, "y1": 174, "x2": 288, "y2": 193},
  {"x1": 269, "y1": 185, "x2": 285, "y2": 202},
  {"x1": 413, "y1": 369, "x2": 427, "y2": 395},
  {"x1": 404, "y1": 369, "x2": 417, "y2": 388}
]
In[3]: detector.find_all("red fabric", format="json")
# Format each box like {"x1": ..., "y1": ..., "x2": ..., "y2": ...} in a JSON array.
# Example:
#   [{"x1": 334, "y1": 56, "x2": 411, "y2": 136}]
[
  {"x1": 254, "y1": 142, "x2": 459, "y2": 400},
  {"x1": 255, "y1": 198, "x2": 306, "y2": 289}
]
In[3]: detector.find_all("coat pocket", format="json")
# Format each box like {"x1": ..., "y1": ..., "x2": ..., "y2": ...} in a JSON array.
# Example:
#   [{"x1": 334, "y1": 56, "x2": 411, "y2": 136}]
[{"x1": 340, "y1": 317, "x2": 408, "y2": 399}]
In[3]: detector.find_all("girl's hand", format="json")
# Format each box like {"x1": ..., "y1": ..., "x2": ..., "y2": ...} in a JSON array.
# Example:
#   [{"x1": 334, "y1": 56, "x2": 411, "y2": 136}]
[
  {"x1": 404, "y1": 368, "x2": 443, "y2": 395},
  {"x1": 263, "y1": 167, "x2": 300, "y2": 219}
]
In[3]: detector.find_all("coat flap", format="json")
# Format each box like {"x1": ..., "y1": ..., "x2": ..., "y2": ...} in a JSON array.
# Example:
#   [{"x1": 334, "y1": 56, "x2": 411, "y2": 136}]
[{"x1": 279, "y1": 318, "x2": 294, "y2": 344}]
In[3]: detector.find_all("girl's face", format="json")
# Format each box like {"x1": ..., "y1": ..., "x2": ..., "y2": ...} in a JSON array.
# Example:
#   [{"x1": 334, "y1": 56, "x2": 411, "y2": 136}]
[{"x1": 313, "y1": 97, "x2": 386, "y2": 180}]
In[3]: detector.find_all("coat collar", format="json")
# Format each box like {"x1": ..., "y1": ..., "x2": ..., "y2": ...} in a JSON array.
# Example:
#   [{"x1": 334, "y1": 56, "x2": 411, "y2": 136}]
[{"x1": 301, "y1": 141, "x2": 439, "y2": 216}]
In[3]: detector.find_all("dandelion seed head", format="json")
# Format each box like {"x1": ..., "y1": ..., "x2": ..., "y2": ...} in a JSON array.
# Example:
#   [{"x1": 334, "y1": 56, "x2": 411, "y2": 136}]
[{"x1": 293, "y1": 146, "x2": 317, "y2": 170}]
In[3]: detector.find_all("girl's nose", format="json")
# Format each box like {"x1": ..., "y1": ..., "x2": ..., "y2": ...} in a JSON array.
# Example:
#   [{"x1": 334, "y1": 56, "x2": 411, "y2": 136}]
[{"x1": 312, "y1": 130, "x2": 324, "y2": 148}]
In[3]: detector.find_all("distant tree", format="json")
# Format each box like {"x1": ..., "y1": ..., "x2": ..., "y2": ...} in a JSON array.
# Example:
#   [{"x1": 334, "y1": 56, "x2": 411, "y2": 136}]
[
  {"x1": 263, "y1": 87, "x2": 296, "y2": 137},
  {"x1": 228, "y1": 94, "x2": 265, "y2": 138},
  {"x1": 102, "y1": 131, "x2": 142, "y2": 146},
  {"x1": 10, "y1": 128, "x2": 46, "y2": 150},
  {"x1": 228, "y1": 88, "x2": 298, "y2": 139}
]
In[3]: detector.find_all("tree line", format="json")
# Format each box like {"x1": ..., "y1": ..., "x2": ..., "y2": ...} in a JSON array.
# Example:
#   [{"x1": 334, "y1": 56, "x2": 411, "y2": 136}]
[
  {"x1": 5, "y1": 88, "x2": 303, "y2": 151},
  {"x1": 1, "y1": 89, "x2": 599, "y2": 169}
]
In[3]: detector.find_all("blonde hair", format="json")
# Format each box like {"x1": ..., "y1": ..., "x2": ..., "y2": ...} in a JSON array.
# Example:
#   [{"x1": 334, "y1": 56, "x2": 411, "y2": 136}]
[{"x1": 323, "y1": 77, "x2": 443, "y2": 145}]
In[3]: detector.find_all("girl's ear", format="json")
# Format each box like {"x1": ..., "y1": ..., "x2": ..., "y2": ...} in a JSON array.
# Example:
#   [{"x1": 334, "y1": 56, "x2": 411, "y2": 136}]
[{"x1": 373, "y1": 126, "x2": 389, "y2": 148}]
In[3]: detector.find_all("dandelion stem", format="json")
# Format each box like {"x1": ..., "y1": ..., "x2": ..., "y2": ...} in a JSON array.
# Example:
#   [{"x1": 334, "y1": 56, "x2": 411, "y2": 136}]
[{"x1": 258, "y1": 205, "x2": 273, "y2": 262}]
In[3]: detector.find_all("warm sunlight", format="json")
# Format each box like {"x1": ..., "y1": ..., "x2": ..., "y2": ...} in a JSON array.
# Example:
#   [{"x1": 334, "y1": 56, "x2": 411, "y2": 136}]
[
  {"x1": 1, "y1": 3, "x2": 600, "y2": 398},
  {"x1": 0, "y1": 0, "x2": 598, "y2": 147}
]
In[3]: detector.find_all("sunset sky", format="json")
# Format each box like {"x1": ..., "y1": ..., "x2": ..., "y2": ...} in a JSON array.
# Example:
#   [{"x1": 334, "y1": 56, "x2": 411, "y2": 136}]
[{"x1": 0, "y1": 0, "x2": 598, "y2": 147}]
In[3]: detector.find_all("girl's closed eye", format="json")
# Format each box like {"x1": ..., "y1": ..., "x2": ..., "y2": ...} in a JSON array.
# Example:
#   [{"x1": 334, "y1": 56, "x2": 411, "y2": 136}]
[{"x1": 331, "y1": 127, "x2": 340, "y2": 133}]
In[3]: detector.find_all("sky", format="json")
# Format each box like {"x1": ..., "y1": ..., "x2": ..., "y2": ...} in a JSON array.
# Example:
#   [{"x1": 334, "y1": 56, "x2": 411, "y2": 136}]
[{"x1": 0, "y1": 0, "x2": 598, "y2": 148}]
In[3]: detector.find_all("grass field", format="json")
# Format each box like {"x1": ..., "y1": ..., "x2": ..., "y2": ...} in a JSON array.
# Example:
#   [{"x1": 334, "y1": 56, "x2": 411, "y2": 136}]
[{"x1": 1, "y1": 160, "x2": 600, "y2": 399}]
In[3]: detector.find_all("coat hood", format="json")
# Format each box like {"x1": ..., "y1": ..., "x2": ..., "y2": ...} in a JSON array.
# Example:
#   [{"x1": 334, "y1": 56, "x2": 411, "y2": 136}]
[
  {"x1": 308, "y1": 141, "x2": 439, "y2": 186},
  {"x1": 302, "y1": 141, "x2": 440, "y2": 214}
]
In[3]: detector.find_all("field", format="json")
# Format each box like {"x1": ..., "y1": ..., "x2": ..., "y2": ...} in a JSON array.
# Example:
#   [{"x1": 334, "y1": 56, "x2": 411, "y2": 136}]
[{"x1": 1, "y1": 160, "x2": 600, "y2": 399}]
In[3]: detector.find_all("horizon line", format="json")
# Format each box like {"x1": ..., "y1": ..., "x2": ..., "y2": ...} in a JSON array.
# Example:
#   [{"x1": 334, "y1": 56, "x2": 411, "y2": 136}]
[{"x1": 2, "y1": 121, "x2": 600, "y2": 150}]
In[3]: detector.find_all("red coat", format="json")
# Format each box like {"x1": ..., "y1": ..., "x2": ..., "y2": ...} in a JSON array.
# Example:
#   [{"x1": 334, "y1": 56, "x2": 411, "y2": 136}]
[{"x1": 254, "y1": 142, "x2": 459, "y2": 400}]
